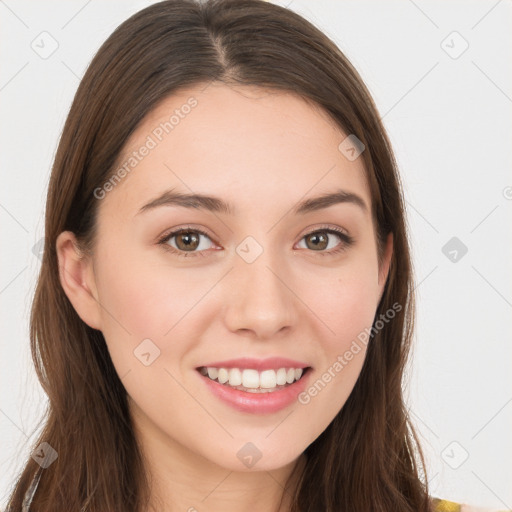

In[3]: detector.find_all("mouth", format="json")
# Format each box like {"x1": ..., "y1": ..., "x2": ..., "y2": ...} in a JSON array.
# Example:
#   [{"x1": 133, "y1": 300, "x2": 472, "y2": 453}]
[
  {"x1": 196, "y1": 365, "x2": 312, "y2": 393},
  {"x1": 194, "y1": 357, "x2": 313, "y2": 413}
]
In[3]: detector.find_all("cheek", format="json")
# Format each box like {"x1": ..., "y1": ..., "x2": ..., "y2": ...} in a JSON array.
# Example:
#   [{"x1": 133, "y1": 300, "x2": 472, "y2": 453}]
[
  {"x1": 294, "y1": 272, "x2": 377, "y2": 441},
  {"x1": 292, "y1": 257, "x2": 378, "y2": 410},
  {"x1": 303, "y1": 262, "x2": 380, "y2": 350},
  {"x1": 95, "y1": 248, "x2": 207, "y2": 338},
  {"x1": 332, "y1": 279, "x2": 379, "y2": 343},
  {"x1": 308, "y1": 277, "x2": 375, "y2": 395},
  {"x1": 92, "y1": 251, "x2": 183, "y2": 369}
]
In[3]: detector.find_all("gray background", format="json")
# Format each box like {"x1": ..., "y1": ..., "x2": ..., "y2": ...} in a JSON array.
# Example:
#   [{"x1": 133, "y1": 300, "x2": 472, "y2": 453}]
[{"x1": 1, "y1": 0, "x2": 511, "y2": 509}]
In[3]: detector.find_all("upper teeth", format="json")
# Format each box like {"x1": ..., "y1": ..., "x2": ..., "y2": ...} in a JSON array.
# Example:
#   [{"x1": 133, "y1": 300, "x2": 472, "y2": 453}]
[{"x1": 199, "y1": 367, "x2": 304, "y2": 388}]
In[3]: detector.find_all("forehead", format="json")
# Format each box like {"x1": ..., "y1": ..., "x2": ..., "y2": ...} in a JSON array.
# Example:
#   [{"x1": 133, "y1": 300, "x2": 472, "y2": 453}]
[{"x1": 98, "y1": 83, "x2": 371, "y2": 220}]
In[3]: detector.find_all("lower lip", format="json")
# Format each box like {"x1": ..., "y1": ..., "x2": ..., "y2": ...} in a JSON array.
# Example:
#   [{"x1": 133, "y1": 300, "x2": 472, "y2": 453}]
[{"x1": 197, "y1": 368, "x2": 312, "y2": 414}]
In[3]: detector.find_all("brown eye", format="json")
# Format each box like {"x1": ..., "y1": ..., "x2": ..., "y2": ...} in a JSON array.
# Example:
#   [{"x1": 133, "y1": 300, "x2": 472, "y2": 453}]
[
  {"x1": 304, "y1": 232, "x2": 329, "y2": 251},
  {"x1": 296, "y1": 227, "x2": 354, "y2": 256},
  {"x1": 174, "y1": 231, "x2": 201, "y2": 251},
  {"x1": 159, "y1": 228, "x2": 215, "y2": 257}
]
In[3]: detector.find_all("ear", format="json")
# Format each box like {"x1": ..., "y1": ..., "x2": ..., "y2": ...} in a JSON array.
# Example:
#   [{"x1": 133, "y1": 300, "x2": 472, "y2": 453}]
[
  {"x1": 56, "y1": 231, "x2": 102, "y2": 330},
  {"x1": 377, "y1": 232, "x2": 393, "y2": 303}
]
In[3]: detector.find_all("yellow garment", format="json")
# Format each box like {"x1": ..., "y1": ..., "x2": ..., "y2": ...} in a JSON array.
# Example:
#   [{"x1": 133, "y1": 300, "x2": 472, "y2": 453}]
[
  {"x1": 432, "y1": 497, "x2": 511, "y2": 512},
  {"x1": 433, "y1": 498, "x2": 461, "y2": 512}
]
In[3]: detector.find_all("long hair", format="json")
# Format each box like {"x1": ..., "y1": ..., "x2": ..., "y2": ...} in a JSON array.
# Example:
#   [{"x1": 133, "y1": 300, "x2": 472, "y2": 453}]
[{"x1": 5, "y1": 0, "x2": 432, "y2": 510}]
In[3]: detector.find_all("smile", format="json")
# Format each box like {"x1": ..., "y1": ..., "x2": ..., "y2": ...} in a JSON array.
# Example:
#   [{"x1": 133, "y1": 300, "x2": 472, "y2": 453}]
[
  {"x1": 198, "y1": 366, "x2": 306, "y2": 392},
  {"x1": 196, "y1": 365, "x2": 312, "y2": 414}
]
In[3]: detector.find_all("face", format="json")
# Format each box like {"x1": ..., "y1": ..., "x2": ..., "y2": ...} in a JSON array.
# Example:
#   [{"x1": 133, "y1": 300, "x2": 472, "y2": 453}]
[{"x1": 58, "y1": 82, "x2": 392, "y2": 474}]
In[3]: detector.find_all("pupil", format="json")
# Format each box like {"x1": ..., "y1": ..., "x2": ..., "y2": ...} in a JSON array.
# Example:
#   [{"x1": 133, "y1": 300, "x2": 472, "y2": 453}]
[
  {"x1": 178, "y1": 231, "x2": 199, "y2": 250},
  {"x1": 309, "y1": 232, "x2": 327, "y2": 250}
]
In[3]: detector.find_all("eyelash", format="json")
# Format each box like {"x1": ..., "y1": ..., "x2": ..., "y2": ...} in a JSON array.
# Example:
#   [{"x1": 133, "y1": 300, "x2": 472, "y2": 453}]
[{"x1": 157, "y1": 224, "x2": 355, "y2": 259}]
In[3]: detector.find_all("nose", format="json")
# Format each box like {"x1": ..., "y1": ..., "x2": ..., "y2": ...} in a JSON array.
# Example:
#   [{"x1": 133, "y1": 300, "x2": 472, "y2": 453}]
[{"x1": 223, "y1": 248, "x2": 298, "y2": 339}]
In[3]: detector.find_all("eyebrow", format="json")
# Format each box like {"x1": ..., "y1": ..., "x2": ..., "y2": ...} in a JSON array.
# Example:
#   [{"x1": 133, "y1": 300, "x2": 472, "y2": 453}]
[{"x1": 136, "y1": 187, "x2": 368, "y2": 216}]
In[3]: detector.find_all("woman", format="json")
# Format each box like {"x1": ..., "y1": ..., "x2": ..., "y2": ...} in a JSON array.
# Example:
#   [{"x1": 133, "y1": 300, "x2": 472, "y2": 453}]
[{"x1": 4, "y1": 1, "x2": 505, "y2": 511}]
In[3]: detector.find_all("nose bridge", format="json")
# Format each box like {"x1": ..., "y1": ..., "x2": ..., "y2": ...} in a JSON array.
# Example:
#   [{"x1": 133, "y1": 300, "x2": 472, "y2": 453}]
[{"x1": 223, "y1": 235, "x2": 297, "y2": 337}]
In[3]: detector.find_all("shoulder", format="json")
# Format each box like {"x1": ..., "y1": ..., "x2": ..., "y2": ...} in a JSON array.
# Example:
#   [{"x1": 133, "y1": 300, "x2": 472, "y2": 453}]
[{"x1": 432, "y1": 497, "x2": 512, "y2": 512}]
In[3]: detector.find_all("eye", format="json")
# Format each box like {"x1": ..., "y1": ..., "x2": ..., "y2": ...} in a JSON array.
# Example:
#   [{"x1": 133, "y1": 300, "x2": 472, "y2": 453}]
[
  {"x1": 296, "y1": 226, "x2": 354, "y2": 256},
  {"x1": 157, "y1": 227, "x2": 216, "y2": 258}
]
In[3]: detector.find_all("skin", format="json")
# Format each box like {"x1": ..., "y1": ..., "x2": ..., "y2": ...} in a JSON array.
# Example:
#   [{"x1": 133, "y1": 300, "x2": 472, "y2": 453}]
[{"x1": 57, "y1": 82, "x2": 393, "y2": 512}]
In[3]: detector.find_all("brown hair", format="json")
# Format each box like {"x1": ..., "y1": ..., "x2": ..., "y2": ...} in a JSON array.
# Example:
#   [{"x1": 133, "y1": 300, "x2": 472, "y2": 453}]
[{"x1": 5, "y1": 0, "x2": 432, "y2": 510}]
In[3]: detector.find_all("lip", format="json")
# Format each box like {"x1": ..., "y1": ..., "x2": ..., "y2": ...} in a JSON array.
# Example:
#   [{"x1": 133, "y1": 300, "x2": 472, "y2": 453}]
[
  {"x1": 197, "y1": 366, "x2": 312, "y2": 414},
  {"x1": 196, "y1": 357, "x2": 311, "y2": 372}
]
